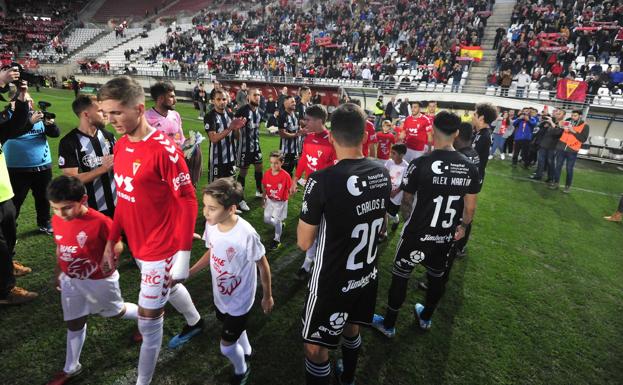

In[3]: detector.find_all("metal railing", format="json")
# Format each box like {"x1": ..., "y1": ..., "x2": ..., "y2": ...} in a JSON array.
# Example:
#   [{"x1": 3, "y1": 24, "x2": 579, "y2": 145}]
[{"x1": 84, "y1": 68, "x2": 616, "y2": 110}]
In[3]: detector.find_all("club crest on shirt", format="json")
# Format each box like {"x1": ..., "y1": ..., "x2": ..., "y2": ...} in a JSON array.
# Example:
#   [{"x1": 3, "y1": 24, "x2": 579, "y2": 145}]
[
  {"x1": 225, "y1": 246, "x2": 236, "y2": 262},
  {"x1": 76, "y1": 231, "x2": 88, "y2": 248},
  {"x1": 133, "y1": 159, "x2": 141, "y2": 175}
]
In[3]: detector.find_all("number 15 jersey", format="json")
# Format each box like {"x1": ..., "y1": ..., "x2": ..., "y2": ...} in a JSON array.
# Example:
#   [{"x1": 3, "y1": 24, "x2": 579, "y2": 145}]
[
  {"x1": 300, "y1": 158, "x2": 391, "y2": 297},
  {"x1": 401, "y1": 150, "x2": 480, "y2": 241}
]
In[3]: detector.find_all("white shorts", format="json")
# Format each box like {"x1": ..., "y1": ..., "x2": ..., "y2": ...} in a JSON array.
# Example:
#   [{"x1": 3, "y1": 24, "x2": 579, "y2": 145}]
[
  {"x1": 265, "y1": 199, "x2": 288, "y2": 221},
  {"x1": 136, "y1": 254, "x2": 176, "y2": 310},
  {"x1": 404, "y1": 148, "x2": 426, "y2": 163},
  {"x1": 60, "y1": 271, "x2": 124, "y2": 321}
]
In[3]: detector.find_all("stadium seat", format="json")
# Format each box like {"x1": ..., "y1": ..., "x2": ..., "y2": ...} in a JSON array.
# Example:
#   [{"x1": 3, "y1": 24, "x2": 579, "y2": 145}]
[
  {"x1": 591, "y1": 136, "x2": 606, "y2": 147},
  {"x1": 606, "y1": 138, "x2": 622, "y2": 149}
]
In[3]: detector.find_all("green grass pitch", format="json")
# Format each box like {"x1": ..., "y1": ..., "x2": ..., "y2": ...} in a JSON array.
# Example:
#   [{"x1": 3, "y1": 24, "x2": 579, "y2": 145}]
[{"x1": 1, "y1": 87, "x2": 622, "y2": 385}]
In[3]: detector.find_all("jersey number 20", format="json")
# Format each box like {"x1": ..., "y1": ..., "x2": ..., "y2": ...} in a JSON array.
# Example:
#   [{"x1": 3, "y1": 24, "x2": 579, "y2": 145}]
[
  {"x1": 431, "y1": 195, "x2": 461, "y2": 228},
  {"x1": 346, "y1": 218, "x2": 384, "y2": 270}
]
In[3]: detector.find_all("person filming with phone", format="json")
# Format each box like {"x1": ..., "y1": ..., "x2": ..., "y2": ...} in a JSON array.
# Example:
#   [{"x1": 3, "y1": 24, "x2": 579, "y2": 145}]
[{"x1": 550, "y1": 109, "x2": 589, "y2": 193}]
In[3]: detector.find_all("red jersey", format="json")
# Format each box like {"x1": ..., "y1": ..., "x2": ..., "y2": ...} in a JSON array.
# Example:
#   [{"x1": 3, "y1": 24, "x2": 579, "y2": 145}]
[
  {"x1": 402, "y1": 114, "x2": 432, "y2": 151},
  {"x1": 110, "y1": 130, "x2": 198, "y2": 262},
  {"x1": 53, "y1": 208, "x2": 114, "y2": 280},
  {"x1": 376, "y1": 132, "x2": 396, "y2": 160},
  {"x1": 295, "y1": 130, "x2": 336, "y2": 179},
  {"x1": 262, "y1": 169, "x2": 292, "y2": 201},
  {"x1": 363, "y1": 120, "x2": 377, "y2": 157}
]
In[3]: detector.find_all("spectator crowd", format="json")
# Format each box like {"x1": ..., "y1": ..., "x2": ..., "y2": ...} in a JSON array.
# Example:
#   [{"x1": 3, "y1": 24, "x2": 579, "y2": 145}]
[
  {"x1": 135, "y1": 0, "x2": 491, "y2": 87},
  {"x1": 488, "y1": 0, "x2": 623, "y2": 100}
]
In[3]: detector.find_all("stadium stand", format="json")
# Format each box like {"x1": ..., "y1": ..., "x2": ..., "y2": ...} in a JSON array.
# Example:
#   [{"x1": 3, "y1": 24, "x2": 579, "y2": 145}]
[
  {"x1": 92, "y1": 0, "x2": 175, "y2": 23},
  {"x1": 125, "y1": 0, "x2": 492, "y2": 90},
  {"x1": 485, "y1": 0, "x2": 623, "y2": 104}
]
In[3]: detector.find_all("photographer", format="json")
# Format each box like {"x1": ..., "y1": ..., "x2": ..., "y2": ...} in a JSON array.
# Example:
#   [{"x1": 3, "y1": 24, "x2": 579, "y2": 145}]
[
  {"x1": 530, "y1": 109, "x2": 564, "y2": 184},
  {"x1": 4, "y1": 95, "x2": 60, "y2": 235},
  {"x1": 512, "y1": 108, "x2": 537, "y2": 168},
  {"x1": 0, "y1": 68, "x2": 40, "y2": 305}
]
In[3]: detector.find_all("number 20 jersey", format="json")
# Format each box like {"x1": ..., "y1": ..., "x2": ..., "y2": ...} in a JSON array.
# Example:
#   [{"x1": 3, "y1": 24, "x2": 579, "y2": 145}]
[
  {"x1": 300, "y1": 158, "x2": 391, "y2": 297},
  {"x1": 400, "y1": 150, "x2": 480, "y2": 241}
]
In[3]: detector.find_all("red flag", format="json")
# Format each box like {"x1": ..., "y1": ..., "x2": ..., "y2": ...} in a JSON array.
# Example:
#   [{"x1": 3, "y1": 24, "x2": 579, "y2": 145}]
[{"x1": 556, "y1": 78, "x2": 588, "y2": 102}]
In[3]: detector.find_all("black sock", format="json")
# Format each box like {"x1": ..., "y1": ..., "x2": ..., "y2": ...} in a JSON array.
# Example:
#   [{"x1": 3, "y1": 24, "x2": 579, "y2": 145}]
[
  {"x1": 254, "y1": 171, "x2": 263, "y2": 192},
  {"x1": 384, "y1": 274, "x2": 409, "y2": 328},
  {"x1": 305, "y1": 357, "x2": 331, "y2": 385},
  {"x1": 341, "y1": 334, "x2": 361, "y2": 383},
  {"x1": 236, "y1": 174, "x2": 246, "y2": 196},
  {"x1": 421, "y1": 271, "x2": 447, "y2": 320},
  {"x1": 383, "y1": 306, "x2": 399, "y2": 329}
]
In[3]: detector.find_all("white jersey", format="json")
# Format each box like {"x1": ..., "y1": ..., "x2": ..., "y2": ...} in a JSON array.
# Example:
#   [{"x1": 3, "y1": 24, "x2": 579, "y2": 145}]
[
  {"x1": 203, "y1": 217, "x2": 265, "y2": 316},
  {"x1": 384, "y1": 159, "x2": 409, "y2": 206}
]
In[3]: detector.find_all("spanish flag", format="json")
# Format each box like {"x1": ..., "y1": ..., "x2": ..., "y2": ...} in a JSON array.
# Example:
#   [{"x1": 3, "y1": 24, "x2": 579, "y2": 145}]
[{"x1": 459, "y1": 45, "x2": 483, "y2": 62}]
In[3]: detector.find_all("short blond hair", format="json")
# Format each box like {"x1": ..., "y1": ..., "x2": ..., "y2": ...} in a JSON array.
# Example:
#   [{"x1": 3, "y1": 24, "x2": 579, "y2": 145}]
[{"x1": 98, "y1": 76, "x2": 145, "y2": 106}]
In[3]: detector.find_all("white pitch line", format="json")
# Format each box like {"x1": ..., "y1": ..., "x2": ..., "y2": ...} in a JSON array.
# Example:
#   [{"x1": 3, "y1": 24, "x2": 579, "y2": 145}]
[
  {"x1": 487, "y1": 170, "x2": 620, "y2": 197},
  {"x1": 112, "y1": 249, "x2": 303, "y2": 385}
]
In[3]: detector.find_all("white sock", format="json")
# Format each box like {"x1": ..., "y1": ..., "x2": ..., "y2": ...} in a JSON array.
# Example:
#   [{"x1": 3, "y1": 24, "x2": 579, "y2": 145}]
[
  {"x1": 220, "y1": 341, "x2": 247, "y2": 375},
  {"x1": 63, "y1": 325, "x2": 86, "y2": 374},
  {"x1": 274, "y1": 220, "x2": 282, "y2": 241},
  {"x1": 122, "y1": 303, "x2": 139, "y2": 320},
  {"x1": 237, "y1": 330, "x2": 252, "y2": 356},
  {"x1": 136, "y1": 316, "x2": 164, "y2": 385},
  {"x1": 168, "y1": 284, "x2": 201, "y2": 326},
  {"x1": 301, "y1": 257, "x2": 313, "y2": 272}
]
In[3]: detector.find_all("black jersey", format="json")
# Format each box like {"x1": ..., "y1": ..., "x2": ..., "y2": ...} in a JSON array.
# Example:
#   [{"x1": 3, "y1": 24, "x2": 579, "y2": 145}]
[
  {"x1": 472, "y1": 127, "x2": 491, "y2": 184},
  {"x1": 58, "y1": 127, "x2": 116, "y2": 214},
  {"x1": 300, "y1": 158, "x2": 391, "y2": 297},
  {"x1": 457, "y1": 146, "x2": 482, "y2": 192},
  {"x1": 235, "y1": 104, "x2": 261, "y2": 154},
  {"x1": 278, "y1": 111, "x2": 300, "y2": 155},
  {"x1": 401, "y1": 150, "x2": 480, "y2": 241},
  {"x1": 205, "y1": 109, "x2": 236, "y2": 165}
]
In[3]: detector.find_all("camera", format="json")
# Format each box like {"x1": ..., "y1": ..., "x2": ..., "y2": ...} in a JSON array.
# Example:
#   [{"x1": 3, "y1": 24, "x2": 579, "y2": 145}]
[
  {"x1": 1, "y1": 62, "x2": 44, "y2": 87},
  {"x1": 38, "y1": 101, "x2": 56, "y2": 120}
]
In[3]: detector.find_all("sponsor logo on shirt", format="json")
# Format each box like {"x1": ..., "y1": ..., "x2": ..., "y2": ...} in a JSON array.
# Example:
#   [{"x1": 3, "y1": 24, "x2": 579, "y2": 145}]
[
  {"x1": 81, "y1": 154, "x2": 104, "y2": 168},
  {"x1": 347, "y1": 175, "x2": 366, "y2": 196},
  {"x1": 216, "y1": 271, "x2": 242, "y2": 295},
  {"x1": 316, "y1": 312, "x2": 349, "y2": 336},
  {"x1": 341, "y1": 267, "x2": 378, "y2": 293},
  {"x1": 399, "y1": 250, "x2": 425, "y2": 268},
  {"x1": 419, "y1": 234, "x2": 454, "y2": 243},
  {"x1": 172, "y1": 172, "x2": 191, "y2": 191},
  {"x1": 431, "y1": 160, "x2": 448, "y2": 175},
  {"x1": 67, "y1": 258, "x2": 98, "y2": 279}
]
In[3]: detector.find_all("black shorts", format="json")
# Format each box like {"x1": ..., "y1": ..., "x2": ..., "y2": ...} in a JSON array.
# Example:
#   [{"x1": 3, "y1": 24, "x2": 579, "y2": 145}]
[
  {"x1": 301, "y1": 279, "x2": 378, "y2": 349},
  {"x1": 391, "y1": 236, "x2": 453, "y2": 279},
  {"x1": 282, "y1": 153, "x2": 298, "y2": 175},
  {"x1": 215, "y1": 307, "x2": 250, "y2": 343},
  {"x1": 209, "y1": 162, "x2": 235, "y2": 182},
  {"x1": 387, "y1": 201, "x2": 400, "y2": 217},
  {"x1": 239, "y1": 150, "x2": 263, "y2": 168}
]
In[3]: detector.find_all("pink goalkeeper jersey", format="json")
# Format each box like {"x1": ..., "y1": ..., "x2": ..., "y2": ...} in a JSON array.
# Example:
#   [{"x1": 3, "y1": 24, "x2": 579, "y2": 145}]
[{"x1": 145, "y1": 108, "x2": 185, "y2": 148}]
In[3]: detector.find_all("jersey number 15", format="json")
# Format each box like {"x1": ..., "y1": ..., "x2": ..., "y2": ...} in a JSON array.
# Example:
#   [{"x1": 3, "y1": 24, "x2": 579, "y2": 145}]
[
  {"x1": 431, "y1": 195, "x2": 461, "y2": 228},
  {"x1": 346, "y1": 218, "x2": 384, "y2": 271}
]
